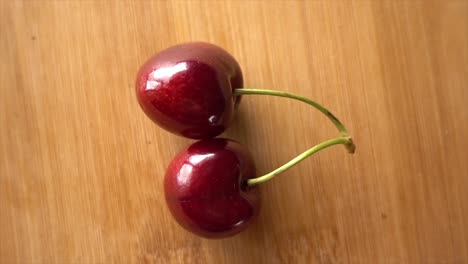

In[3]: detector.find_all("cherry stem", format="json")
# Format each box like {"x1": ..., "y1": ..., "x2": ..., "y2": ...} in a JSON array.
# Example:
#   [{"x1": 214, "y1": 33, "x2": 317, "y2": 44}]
[
  {"x1": 247, "y1": 136, "x2": 352, "y2": 186},
  {"x1": 233, "y1": 88, "x2": 356, "y2": 187}
]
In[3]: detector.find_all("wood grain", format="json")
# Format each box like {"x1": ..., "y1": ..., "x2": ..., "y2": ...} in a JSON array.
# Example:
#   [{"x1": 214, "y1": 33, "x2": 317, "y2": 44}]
[{"x1": 1, "y1": 1, "x2": 467, "y2": 263}]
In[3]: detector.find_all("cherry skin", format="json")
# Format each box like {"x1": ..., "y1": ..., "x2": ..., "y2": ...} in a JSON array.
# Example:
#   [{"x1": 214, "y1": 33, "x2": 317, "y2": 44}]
[
  {"x1": 136, "y1": 42, "x2": 243, "y2": 139},
  {"x1": 164, "y1": 138, "x2": 260, "y2": 238}
]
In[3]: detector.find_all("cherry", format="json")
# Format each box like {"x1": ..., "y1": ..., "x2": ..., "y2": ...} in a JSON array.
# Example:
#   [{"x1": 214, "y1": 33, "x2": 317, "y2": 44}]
[
  {"x1": 135, "y1": 42, "x2": 243, "y2": 139},
  {"x1": 136, "y1": 42, "x2": 358, "y2": 238},
  {"x1": 164, "y1": 138, "x2": 259, "y2": 238},
  {"x1": 162, "y1": 102, "x2": 355, "y2": 238}
]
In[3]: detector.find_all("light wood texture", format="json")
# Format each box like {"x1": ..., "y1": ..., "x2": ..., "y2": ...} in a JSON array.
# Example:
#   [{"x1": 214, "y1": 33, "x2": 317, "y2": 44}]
[{"x1": 1, "y1": 1, "x2": 467, "y2": 263}]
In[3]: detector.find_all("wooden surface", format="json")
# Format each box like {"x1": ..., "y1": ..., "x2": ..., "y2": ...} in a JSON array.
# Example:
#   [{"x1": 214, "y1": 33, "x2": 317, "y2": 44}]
[{"x1": 1, "y1": 1, "x2": 467, "y2": 263}]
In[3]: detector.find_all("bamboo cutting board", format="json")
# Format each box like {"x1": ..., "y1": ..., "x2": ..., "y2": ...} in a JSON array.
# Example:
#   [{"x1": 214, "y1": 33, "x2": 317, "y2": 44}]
[{"x1": 1, "y1": 1, "x2": 467, "y2": 263}]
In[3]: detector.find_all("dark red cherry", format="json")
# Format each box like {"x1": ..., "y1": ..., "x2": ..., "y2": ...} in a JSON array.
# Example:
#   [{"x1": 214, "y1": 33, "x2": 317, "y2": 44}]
[
  {"x1": 136, "y1": 42, "x2": 243, "y2": 139},
  {"x1": 164, "y1": 138, "x2": 260, "y2": 238}
]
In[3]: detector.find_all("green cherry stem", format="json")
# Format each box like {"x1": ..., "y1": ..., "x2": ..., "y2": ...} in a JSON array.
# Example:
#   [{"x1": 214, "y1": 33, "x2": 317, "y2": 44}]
[
  {"x1": 247, "y1": 136, "x2": 352, "y2": 186},
  {"x1": 235, "y1": 89, "x2": 350, "y2": 137},
  {"x1": 233, "y1": 88, "x2": 355, "y2": 187}
]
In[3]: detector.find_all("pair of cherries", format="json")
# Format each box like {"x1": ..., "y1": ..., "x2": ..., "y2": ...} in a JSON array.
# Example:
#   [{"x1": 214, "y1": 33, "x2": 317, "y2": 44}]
[{"x1": 135, "y1": 42, "x2": 355, "y2": 238}]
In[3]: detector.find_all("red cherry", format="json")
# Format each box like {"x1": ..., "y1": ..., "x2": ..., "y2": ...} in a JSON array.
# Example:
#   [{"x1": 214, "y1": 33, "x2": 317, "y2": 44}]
[
  {"x1": 164, "y1": 138, "x2": 260, "y2": 238},
  {"x1": 136, "y1": 42, "x2": 243, "y2": 139},
  {"x1": 136, "y1": 43, "x2": 357, "y2": 238}
]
